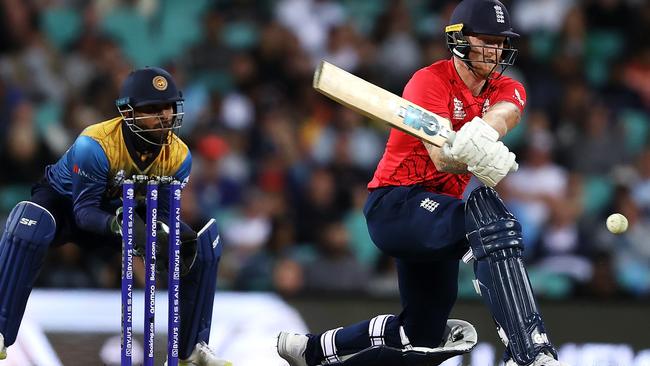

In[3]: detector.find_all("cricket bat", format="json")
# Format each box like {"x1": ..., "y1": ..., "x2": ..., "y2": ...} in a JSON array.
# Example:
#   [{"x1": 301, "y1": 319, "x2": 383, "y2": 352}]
[{"x1": 312, "y1": 60, "x2": 453, "y2": 147}]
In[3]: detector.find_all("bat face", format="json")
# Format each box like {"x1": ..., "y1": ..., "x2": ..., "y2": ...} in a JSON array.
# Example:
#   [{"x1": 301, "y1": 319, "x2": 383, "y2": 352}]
[{"x1": 313, "y1": 61, "x2": 452, "y2": 147}]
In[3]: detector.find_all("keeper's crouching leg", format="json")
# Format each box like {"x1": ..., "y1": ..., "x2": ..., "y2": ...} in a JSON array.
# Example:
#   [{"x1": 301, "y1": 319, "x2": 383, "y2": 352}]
[
  {"x1": 178, "y1": 219, "x2": 223, "y2": 360},
  {"x1": 0, "y1": 201, "x2": 55, "y2": 350}
]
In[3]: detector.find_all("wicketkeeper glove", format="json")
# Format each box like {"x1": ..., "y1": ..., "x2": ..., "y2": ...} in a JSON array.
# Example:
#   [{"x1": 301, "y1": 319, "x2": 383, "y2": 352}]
[
  {"x1": 109, "y1": 206, "x2": 147, "y2": 255},
  {"x1": 109, "y1": 207, "x2": 123, "y2": 236},
  {"x1": 154, "y1": 221, "x2": 198, "y2": 277},
  {"x1": 110, "y1": 208, "x2": 196, "y2": 276}
]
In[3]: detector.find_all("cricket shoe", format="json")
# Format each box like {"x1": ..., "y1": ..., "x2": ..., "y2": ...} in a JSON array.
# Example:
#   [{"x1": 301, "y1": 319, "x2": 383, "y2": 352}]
[
  {"x1": 164, "y1": 342, "x2": 232, "y2": 366},
  {"x1": 277, "y1": 332, "x2": 309, "y2": 366},
  {"x1": 0, "y1": 332, "x2": 6, "y2": 360},
  {"x1": 506, "y1": 351, "x2": 568, "y2": 366}
]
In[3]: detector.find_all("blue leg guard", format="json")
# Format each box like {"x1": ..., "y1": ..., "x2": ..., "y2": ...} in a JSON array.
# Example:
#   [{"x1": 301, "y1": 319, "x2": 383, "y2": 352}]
[
  {"x1": 178, "y1": 219, "x2": 223, "y2": 359},
  {"x1": 465, "y1": 187, "x2": 556, "y2": 365},
  {"x1": 317, "y1": 317, "x2": 476, "y2": 366},
  {"x1": 0, "y1": 201, "x2": 55, "y2": 346}
]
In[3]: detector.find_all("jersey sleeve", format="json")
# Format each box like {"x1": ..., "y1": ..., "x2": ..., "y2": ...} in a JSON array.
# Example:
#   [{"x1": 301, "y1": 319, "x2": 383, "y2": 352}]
[
  {"x1": 174, "y1": 151, "x2": 192, "y2": 187},
  {"x1": 70, "y1": 136, "x2": 114, "y2": 235},
  {"x1": 402, "y1": 68, "x2": 452, "y2": 120},
  {"x1": 491, "y1": 78, "x2": 527, "y2": 113}
]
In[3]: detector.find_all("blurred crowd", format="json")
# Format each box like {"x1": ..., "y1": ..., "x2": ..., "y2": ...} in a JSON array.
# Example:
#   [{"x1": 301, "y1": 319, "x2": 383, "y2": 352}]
[{"x1": 1, "y1": 0, "x2": 649, "y2": 300}]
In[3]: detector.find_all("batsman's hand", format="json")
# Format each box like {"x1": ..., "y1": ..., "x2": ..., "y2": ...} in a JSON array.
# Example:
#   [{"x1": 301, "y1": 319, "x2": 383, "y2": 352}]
[
  {"x1": 445, "y1": 116, "x2": 500, "y2": 167},
  {"x1": 467, "y1": 140, "x2": 517, "y2": 187}
]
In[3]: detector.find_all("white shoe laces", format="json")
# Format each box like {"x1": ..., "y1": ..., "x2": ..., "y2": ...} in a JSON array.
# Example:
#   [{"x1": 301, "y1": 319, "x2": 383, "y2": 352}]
[{"x1": 198, "y1": 341, "x2": 217, "y2": 359}]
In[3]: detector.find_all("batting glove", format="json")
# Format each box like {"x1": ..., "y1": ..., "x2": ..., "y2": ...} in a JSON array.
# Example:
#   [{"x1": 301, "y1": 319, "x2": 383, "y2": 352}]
[
  {"x1": 468, "y1": 140, "x2": 517, "y2": 187},
  {"x1": 445, "y1": 116, "x2": 500, "y2": 167}
]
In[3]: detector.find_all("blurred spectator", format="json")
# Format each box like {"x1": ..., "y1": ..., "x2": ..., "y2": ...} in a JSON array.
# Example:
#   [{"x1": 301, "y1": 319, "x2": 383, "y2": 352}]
[
  {"x1": 512, "y1": 0, "x2": 575, "y2": 34},
  {"x1": 565, "y1": 103, "x2": 627, "y2": 176},
  {"x1": 373, "y1": 0, "x2": 421, "y2": 91},
  {"x1": 344, "y1": 183, "x2": 380, "y2": 269},
  {"x1": 37, "y1": 244, "x2": 96, "y2": 288},
  {"x1": 582, "y1": 250, "x2": 621, "y2": 298},
  {"x1": 192, "y1": 133, "x2": 245, "y2": 215},
  {"x1": 2, "y1": 100, "x2": 52, "y2": 183},
  {"x1": 622, "y1": 45, "x2": 650, "y2": 109},
  {"x1": 312, "y1": 104, "x2": 384, "y2": 171},
  {"x1": 295, "y1": 167, "x2": 342, "y2": 245},
  {"x1": 275, "y1": 0, "x2": 346, "y2": 60},
  {"x1": 322, "y1": 24, "x2": 362, "y2": 72},
  {"x1": 530, "y1": 195, "x2": 593, "y2": 297},
  {"x1": 303, "y1": 219, "x2": 370, "y2": 294},
  {"x1": 631, "y1": 147, "x2": 650, "y2": 216},
  {"x1": 365, "y1": 254, "x2": 399, "y2": 297},
  {"x1": 504, "y1": 113, "x2": 568, "y2": 247},
  {"x1": 272, "y1": 257, "x2": 305, "y2": 297},
  {"x1": 235, "y1": 217, "x2": 303, "y2": 292}
]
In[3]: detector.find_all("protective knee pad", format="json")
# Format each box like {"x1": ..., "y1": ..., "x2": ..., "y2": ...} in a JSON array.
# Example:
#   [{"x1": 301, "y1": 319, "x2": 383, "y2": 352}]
[
  {"x1": 319, "y1": 316, "x2": 476, "y2": 366},
  {"x1": 0, "y1": 201, "x2": 55, "y2": 345},
  {"x1": 465, "y1": 187, "x2": 556, "y2": 364},
  {"x1": 178, "y1": 219, "x2": 222, "y2": 359}
]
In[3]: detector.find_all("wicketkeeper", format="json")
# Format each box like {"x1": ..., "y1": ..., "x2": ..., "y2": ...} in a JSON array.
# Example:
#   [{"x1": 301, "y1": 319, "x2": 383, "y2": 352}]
[{"x1": 0, "y1": 67, "x2": 231, "y2": 366}]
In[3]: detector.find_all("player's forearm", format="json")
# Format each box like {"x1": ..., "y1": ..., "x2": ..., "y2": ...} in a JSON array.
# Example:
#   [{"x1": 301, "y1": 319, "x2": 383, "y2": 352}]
[
  {"x1": 424, "y1": 142, "x2": 468, "y2": 174},
  {"x1": 482, "y1": 102, "x2": 521, "y2": 138},
  {"x1": 437, "y1": 155, "x2": 468, "y2": 174},
  {"x1": 74, "y1": 206, "x2": 115, "y2": 236}
]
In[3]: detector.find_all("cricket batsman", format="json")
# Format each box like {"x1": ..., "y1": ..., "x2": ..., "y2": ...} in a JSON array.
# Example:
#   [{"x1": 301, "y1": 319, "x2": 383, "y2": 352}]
[
  {"x1": 278, "y1": 0, "x2": 568, "y2": 365},
  {"x1": 0, "y1": 67, "x2": 231, "y2": 366}
]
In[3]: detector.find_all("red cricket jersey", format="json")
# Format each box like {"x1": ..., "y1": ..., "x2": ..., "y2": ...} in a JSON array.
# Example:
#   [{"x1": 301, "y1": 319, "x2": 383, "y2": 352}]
[{"x1": 368, "y1": 59, "x2": 527, "y2": 198}]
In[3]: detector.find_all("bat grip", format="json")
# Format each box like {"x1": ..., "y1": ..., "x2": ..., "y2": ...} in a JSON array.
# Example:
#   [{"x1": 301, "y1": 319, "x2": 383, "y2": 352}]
[{"x1": 446, "y1": 131, "x2": 456, "y2": 145}]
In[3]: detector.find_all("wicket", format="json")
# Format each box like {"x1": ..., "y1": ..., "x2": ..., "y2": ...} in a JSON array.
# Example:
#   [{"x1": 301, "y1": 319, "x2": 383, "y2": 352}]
[{"x1": 121, "y1": 176, "x2": 182, "y2": 366}]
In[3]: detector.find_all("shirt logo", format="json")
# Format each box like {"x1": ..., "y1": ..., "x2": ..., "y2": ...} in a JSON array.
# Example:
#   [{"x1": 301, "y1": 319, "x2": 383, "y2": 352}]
[
  {"x1": 19, "y1": 218, "x2": 37, "y2": 226},
  {"x1": 482, "y1": 98, "x2": 491, "y2": 116},
  {"x1": 420, "y1": 198, "x2": 440, "y2": 213},
  {"x1": 494, "y1": 5, "x2": 505, "y2": 24},
  {"x1": 514, "y1": 89, "x2": 525, "y2": 106},
  {"x1": 212, "y1": 234, "x2": 220, "y2": 248},
  {"x1": 453, "y1": 98, "x2": 466, "y2": 120},
  {"x1": 73, "y1": 165, "x2": 102, "y2": 183}
]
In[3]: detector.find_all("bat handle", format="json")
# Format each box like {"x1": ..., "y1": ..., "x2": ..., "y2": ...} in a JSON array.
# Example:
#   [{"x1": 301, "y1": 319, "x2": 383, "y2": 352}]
[{"x1": 446, "y1": 130, "x2": 456, "y2": 145}]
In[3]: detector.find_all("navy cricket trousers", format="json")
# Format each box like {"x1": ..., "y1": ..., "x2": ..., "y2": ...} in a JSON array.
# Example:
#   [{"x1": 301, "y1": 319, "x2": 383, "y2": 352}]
[
  {"x1": 305, "y1": 185, "x2": 469, "y2": 364},
  {"x1": 364, "y1": 185, "x2": 468, "y2": 346}
]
